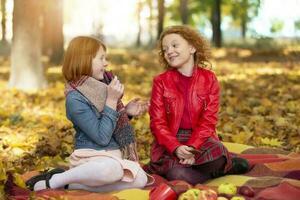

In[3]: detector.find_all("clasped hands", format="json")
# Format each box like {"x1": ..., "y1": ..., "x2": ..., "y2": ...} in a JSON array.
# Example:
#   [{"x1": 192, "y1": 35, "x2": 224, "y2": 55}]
[{"x1": 175, "y1": 145, "x2": 197, "y2": 165}]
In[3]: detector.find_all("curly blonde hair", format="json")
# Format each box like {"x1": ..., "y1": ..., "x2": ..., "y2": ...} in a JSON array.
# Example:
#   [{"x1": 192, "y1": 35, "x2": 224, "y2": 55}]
[{"x1": 158, "y1": 25, "x2": 211, "y2": 69}]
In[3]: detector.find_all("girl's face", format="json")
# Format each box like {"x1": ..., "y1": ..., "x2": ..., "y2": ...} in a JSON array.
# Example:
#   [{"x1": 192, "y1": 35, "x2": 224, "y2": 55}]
[
  {"x1": 91, "y1": 46, "x2": 108, "y2": 80},
  {"x1": 162, "y1": 33, "x2": 196, "y2": 69}
]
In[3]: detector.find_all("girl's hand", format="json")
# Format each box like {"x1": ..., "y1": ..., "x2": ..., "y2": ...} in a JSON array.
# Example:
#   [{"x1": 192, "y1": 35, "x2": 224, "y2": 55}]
[
  {"x1": 106, "y1": 76, "x2": 124, "y2": 109},
  {"x1": 125, "y1": 98, "x2": 149, "y2": 117},
  {"x1": 179, "y1": 157, "x2": 195, "y2": 165},
  {"x1": 175, "y1": 145, "x2": 194, "y2": 160}
]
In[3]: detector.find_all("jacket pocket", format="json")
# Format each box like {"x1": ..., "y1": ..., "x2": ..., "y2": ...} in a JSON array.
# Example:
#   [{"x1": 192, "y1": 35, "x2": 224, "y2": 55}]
[
  {"x1": 163, "y1": 91, "x2": 176, "y2": 115},
  {"x1": 196, "y1": 94, "x2": 208, "y2": 111}
]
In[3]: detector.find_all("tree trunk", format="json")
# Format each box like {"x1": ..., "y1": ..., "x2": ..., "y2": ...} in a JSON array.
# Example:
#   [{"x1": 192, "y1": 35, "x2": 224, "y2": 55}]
[
  {"x1": 9, "y1": 0, "x2": 47, "y2": 90},
  {"x1": 157, "y1": 0, "x2": 165, "y2": 40},
  {"x1": 42, "y1": 0, "x2": 63, "y2": 64},
  {"x1": 147, "y1": 0, "x2": 154, "y2": 45},
  {"x1": 180, "y1": 0, "x2": 188, "y2": 24},
  {"x1": 136, "y1": 0, "x2": 142, "y2": 47},
  {"x1": 211, "y1": 0, "x2": 222, "y2": 47},
  {"x1": 241, "y1": 16, "x2": 246, "y2": 39},
  {"x1": 1, "y1": 0, "x2": 6, "y2": 42}
]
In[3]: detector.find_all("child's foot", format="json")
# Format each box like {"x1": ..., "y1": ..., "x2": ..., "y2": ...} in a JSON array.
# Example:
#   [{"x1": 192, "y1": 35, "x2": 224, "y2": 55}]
[{"x1": 25, "y1": 168, "x2": 65, "y2": 191}]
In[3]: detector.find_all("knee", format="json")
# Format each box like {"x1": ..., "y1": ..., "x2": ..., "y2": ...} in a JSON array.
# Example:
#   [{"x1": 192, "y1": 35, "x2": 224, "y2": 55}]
[
  {"x1": 132, "y1": 169, "x2": 147, "y2": 188},
  {"x1": 102, "y1": 159, "x2": 124, "y2": 182},
  {"x1": 166, "y1": 167, "x2": 186, "y2": 181},
  {"x1": 91, "y1": 159, "x2": 124, "y2": 183}
]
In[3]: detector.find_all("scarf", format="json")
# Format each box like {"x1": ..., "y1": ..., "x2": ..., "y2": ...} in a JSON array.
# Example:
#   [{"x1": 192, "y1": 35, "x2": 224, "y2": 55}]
[{"x1": 64, "y1": 71, "x2": 139, "y2": 162}]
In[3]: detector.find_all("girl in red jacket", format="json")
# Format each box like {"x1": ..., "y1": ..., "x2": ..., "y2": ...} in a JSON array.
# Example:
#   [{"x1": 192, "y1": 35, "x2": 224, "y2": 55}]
[{"x1": 146, "y1": 25, "x2": 249, "y2": 184}]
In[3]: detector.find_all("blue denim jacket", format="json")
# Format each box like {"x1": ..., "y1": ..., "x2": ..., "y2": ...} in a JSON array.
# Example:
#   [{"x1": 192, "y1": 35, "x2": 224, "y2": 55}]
[{"x1": 66, "y1": 90, "x2": 120, "y2": 150}]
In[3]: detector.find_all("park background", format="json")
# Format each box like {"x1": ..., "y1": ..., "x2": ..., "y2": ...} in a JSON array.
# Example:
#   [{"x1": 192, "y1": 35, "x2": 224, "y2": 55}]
[{"x1": 0, "y1": 0, "x2": 300, "y2": 198}]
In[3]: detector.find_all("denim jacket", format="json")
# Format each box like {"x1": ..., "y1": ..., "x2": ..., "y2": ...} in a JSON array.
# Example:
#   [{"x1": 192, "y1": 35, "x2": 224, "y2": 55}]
[{"x1": 66, "y1": 90, "x2": 120, "y2": 150}]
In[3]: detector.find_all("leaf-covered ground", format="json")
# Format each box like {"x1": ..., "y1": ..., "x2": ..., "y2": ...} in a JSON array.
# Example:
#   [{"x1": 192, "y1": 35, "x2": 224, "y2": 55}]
[{"x1": 0, "y1": 47, "x2": 299, "y2": 198}]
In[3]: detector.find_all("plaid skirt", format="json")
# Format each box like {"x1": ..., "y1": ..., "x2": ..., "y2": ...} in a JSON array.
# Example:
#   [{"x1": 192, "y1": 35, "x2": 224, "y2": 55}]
[{"x1": 147, "y1": 129, "x2": 232, "y2": 176}]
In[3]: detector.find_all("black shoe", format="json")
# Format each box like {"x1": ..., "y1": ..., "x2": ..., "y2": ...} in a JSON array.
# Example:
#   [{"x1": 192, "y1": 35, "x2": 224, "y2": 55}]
[
  {"x1": 25, "y1": 168, "x2": 65, "y2": 191},
  {"x1": 227, "y1": 157, "x2": 249, "y2": 174}
]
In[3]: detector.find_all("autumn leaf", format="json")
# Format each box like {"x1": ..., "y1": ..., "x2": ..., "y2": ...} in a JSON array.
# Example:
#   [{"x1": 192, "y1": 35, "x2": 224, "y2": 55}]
[
  {"x1": 231, "y1": 131, "x2": 254, "y2": 144},
  {"x1": 260, "y1": 137, "x2": 284, "y2": 147}
]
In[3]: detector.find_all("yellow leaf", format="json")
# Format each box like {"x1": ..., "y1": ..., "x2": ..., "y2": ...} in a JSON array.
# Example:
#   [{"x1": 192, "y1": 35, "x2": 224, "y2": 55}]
[
  {"x1": 0, "y1": 162, "x2": 7, "y2": 182},
  {"x1": 261, "y1": 137, "x2": 284, "y2": 147},
  {"x1": 275, "y1": 117, "x2": 288, "y2": 127},
  {"x1": 14, "y1": 173, "x2": 26, "y2": 188},
  {"x1": 261, "y1": 98, "x2": 273, "y2": 107},
  {"x1": 231, "y1": 131, "x2": 253, "y2": 144}
]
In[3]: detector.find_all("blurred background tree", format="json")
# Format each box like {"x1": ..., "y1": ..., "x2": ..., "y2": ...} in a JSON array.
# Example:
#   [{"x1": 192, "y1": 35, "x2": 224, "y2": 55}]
[
  {"x1": 295, "y1": 19, "x2": 300, "y2": 35},
  {"x1": 270, "y1": 18, "x2": 284, "y2": 36},
  {"x1": 41, "y1": 0, "x2": 64, "y2": 65},
  {"x1": 1, "y1": 0, "x2": 7, "y2": 44},
  {"x1": 227, "y1": 0, "x2": 261, "y2": 39},
  {"x1": 9, "y1": 0, "x2": 46, "y2": 90}
]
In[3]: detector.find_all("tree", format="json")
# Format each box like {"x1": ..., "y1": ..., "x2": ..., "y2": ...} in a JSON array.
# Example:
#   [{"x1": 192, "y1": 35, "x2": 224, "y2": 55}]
[
  {"x1": 294, "y1": 19, "x2": 300, "y2": 35},
  {"x1": 270, "y1": 19, "x2": 284, "y2": 35},
  {"x1": 229, "y1": 0, "x2": 260, "y2": 38},
  {"x1": 180, "y1": 0, "x2": 188, "y2": 24},
  {"x1": 136, "y1": 0, "x2": 143, "y2": 46},
  {"x1": 9, "y1": 0, "x2": 47, "y2": 90},
  {"x1": 157, "y1": 0, "x2": 165, "y2": 39},
  {"x1": 147, "y1": 0, "x2": 154, "y2": 45},
  {"x1": 211, "y1": 0, "x2": 222, "y2": 47},
  {"x1": 1, "y1": 0, "x2": 6, "y2": 43},
  {"x1": 41, "y1": 0, "x2": 64, "y2": 64}
]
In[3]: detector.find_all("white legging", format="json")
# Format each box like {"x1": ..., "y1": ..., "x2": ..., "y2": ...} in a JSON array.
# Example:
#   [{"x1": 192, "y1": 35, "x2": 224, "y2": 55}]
[{"x1": 34, "y1": 157, "x2": 147, "y2": 192}]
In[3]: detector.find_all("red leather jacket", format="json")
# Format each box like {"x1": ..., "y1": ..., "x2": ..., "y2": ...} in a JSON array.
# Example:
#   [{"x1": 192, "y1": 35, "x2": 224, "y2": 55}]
[{"x1": 149, "y1": 67, "x2": 220, "y2": 162}]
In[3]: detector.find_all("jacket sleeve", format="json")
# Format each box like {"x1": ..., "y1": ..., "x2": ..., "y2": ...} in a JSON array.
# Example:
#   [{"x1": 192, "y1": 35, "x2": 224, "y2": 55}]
[
  {"x1": 66, "y1": 94, "x2": 119, "y2": 146},
  {"x1": 149, "y1": 77, "x2": 181, "y2": 154},
  {"x1": 186, "y1": 73, "x2": 220, "y2": 149}
]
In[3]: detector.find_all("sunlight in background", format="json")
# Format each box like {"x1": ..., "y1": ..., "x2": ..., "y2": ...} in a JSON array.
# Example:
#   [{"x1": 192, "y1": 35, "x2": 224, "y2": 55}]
[
  {"x1": 251, "y1": 0, "x2": 300, "y2": 36},
  {"x1": 63, "y1": 0, "x2": 141, "y2": 46},
  {"x1": 1, "y1": 0, "x2": 300, "y2": 43}
]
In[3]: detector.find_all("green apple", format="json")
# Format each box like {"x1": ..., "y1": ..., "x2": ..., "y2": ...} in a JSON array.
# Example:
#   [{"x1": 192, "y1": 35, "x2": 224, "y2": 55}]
[
  {"x1": 217, "y1": 183, "x2": 237, "y2": 196},
  {"x1": 178, "y1": 188, "x2": 201, "y2": 200},
  {"x1": 217, "y1": 197, "x2": 229, "y2": 200}
]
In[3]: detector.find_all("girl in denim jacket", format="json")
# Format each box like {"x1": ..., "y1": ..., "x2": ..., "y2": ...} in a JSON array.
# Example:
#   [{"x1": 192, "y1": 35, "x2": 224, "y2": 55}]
[{"x1": 26, "y1": 36, "x2": 151, "y2": 192}]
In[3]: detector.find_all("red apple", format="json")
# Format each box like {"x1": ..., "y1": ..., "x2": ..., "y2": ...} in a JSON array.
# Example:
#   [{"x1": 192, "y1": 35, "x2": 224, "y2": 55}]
[
  {"x1": 169, "y1": 180, "x2": 192, "y2": 196},
  {"x1": 194, "y1": 184, "x2": 211, "y2": 190},
  {"x1": 169, "y1": 180, "x2": 192, "y2": 189},
  {"x1": 198, "y1": 189, "x2": 218, "y2": 200},
  {"x1": 238, "y1": 186, "x2": 255, "y2": 197}
]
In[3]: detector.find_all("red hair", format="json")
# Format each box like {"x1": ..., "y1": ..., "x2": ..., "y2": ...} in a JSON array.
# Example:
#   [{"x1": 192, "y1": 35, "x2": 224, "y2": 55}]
[
  {"x1": 158, "y1": 25, "x2": 211, "y2": 68},
  {"x1": 62, "y1": 36, "x2": 106, "y2": 82}
]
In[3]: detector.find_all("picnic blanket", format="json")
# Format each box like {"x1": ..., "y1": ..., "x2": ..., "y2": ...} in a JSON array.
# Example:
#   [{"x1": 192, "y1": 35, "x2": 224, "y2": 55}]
[{"x1": 5, "y1": 142, "x2": 300, "y2": 200}]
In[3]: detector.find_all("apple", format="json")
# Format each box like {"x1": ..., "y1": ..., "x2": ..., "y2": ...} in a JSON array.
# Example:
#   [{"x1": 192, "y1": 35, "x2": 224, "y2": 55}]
[
  {"x1": 178, "y1": 189, "x2": 201, "y2": 200},
  {"x1": 169, "y1": 180, "x2": 193, "y2": 189},
  {"x1": 217, "y1": 197, "x2": 229, "y2": 200},
  {"x1": 194, "y1": 184, "x2": 211, "y2": 190},
  {"x1": 230, "y1": 196, "x2": 246, "y2": 200},
  {"x1": 197, "y1": 189, "x2": 218, "y2": 200},
  {"x1": 218, "y1": 193, "x2": 233, "y2": 199},
  {"x1": 238, "y1": 186, "x2": 255, "y2": 197},
  {"x1": 178, "y1": 188, "x2": 218, "y2": 200},
  {"x1": 217, "y1": 183, "x2": 237, "y2": 196}
]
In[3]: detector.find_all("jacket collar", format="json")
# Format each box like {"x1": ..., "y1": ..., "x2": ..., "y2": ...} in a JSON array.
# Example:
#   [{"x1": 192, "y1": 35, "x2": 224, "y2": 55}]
[{"x1": 169, "y1": 66, "x2": 199, "y2": 84}]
